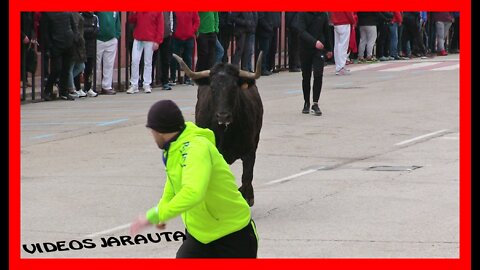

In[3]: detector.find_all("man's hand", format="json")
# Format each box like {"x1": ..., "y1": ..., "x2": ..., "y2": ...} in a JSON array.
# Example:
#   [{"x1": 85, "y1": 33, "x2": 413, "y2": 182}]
[
  {"x1": 152, "y1": 42, "x2": 159, "y2": 51},
  {"x1": 315, "y1": 40, "x2": 324, "y2": 50},
  {"x1": 23, "y1": 36, "x2": 30, "y2": 44},
  {"x1": 326, "y1": 51, "x2": 333, "y2": 59},
  {"x1": 130, "y1": 215, "x2": 151, "y2": 236}
]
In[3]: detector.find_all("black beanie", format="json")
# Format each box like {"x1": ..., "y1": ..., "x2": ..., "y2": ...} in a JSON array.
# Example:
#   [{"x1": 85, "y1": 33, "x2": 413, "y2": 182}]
[{"x1": 146, "y1": 100, "x2": 185, "y2": 133}]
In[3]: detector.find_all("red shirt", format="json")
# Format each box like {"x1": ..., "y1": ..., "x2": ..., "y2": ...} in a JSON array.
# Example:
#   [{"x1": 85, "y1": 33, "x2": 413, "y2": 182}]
[{"x1": 129, "y1": 12, "x2": 164, "y2": 44}]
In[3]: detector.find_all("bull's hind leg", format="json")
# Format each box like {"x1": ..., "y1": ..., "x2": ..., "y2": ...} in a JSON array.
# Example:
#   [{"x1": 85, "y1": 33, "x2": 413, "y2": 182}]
[{"x1": 239, "y1": 151, "x2": 256, "y2": 206}]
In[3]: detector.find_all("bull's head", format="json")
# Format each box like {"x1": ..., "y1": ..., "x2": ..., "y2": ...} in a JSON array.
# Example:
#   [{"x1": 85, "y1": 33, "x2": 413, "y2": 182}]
[{"x1": 172, "y1": 52, "x2": 263, "y2": 127}]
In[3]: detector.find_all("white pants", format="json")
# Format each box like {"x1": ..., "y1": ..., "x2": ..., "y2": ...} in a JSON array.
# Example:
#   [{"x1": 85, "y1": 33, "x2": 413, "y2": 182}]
[
  {"x1": 334, "y1": 24, "x2": 351, "y2": 72},
  {"x1": 358, "y1": 26, "x2": 377, "y2": 58},
  {"x1": 130, "y1": 39, "x2": 155, "y2": 87},
  {"x1": 96, "y1": 38, "x2": 118, "y2": 90}
]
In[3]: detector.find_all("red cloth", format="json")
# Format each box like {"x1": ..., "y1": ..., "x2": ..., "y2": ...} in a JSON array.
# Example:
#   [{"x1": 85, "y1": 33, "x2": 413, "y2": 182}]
[
  {"x1": 173, "y1": 12, "x2": 200, "y2": 41},
  {"x1": 129, "y1": 12, "x2": 164, "y2": 44},
  {"x1": 348, "y1": 25, "x2": 357, "y2": 53}
]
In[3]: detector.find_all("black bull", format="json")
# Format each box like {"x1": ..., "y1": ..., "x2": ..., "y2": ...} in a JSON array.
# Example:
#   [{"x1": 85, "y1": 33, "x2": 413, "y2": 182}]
[{"x1": 172, "y1": 52, "x2": 264, "y2": 206}]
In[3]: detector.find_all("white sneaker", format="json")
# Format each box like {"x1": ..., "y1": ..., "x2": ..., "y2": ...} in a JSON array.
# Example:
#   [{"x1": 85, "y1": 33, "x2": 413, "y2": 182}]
[
  {"x1": 87, "y1": 89, "x2": 98, "y2": 97},
  {"x1": 144, "y1": 86, "x2": 152, "y2": 93},
  {"x1": 76, "y1": 89, "x2": 87, "y2": 98},
  {"x1": 126, "y1": 85, "x2": 139, "y2": 94}
]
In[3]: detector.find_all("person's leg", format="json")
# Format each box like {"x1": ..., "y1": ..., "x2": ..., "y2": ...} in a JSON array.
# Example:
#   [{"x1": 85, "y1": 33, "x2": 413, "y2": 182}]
[
  {"x1": 142, "y1": 41, "x2": 155, "y2": 89},
  {"x1": 389, "y1": 23, "x2": 399, "y2": 58},
  {"x1": 435, "y1": 21, "x2": 446, "y2": 52},
  {"x1": 365, "y1": 26, "x2": 377, "y2": 59},
  {"x1": 176, "y1": 231, "x2": 211, "y2": 258},
  {"x1": 102, "y1": 38, "x2": 118, "y2": 90},
  {"x1": 334, "y1": 24, "x2": 350, "y2": 72},
  {"x1": 357, "y1": 26, "x2": 368, "y2": 60},
  {"x1": 211, "y1": 220, "x2": 258, "y2": 258},
  {"x1": 129, "y1": 39, "x2": 142, "y2": 88},
  {"x1": 160, "y1": 36, "x2": 171, "y2": 86},
  {"x1": 215, "y1": 36, "x2": 224, "y2": 64},
  {"x1": 232, "y1": 32, "x2": 246, "y2": 67},
  {"x1": 300, "y1": 50, "x2": 313, "y2": 106}
]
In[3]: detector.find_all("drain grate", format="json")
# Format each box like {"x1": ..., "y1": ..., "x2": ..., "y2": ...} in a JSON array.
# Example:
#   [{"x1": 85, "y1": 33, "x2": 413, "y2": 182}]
[{"x1": 366, "y1": 165, "x2": 422, "y2": 171}]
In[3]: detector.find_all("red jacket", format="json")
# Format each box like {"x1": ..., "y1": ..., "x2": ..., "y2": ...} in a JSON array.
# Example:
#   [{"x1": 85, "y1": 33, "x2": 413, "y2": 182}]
[
  {"x1": 392, "y1": 12, "x2": 403, "y2": 25},
  {"x1": 173, "y1": 12, "x2": 200, "y2": 40},
  {"x1": 329, "y1": 12, "x2": 356, "y2": 26},
  {"x1": 129, "y1": 12, "x2": 164, "y2": 44}
]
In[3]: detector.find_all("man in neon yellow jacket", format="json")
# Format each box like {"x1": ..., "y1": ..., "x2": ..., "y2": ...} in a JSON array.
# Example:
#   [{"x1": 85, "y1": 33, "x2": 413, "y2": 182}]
[{"x1": 130, "y1": 99, "x2": 258, "y2": 258}]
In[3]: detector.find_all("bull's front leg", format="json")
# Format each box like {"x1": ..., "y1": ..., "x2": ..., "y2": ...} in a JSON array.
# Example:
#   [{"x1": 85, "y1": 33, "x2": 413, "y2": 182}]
[{"x1": 239, "y1": 151, "x2": 256, "y2": 206}]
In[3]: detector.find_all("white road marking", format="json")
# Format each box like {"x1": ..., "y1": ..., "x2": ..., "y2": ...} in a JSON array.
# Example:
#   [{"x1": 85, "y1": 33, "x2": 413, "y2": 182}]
[
  {"x1": 431, "y1": 63, "x2": 459, "y2": 71},
  {"x1": 395, "y1": 129, "x2": 449, "y2": 146},
  {"x1": 86, "y1": 223, "x2": 131, "y2": 238},
  {"x1": 379, "y1": 62, "x2": 439, "y2": 72}
]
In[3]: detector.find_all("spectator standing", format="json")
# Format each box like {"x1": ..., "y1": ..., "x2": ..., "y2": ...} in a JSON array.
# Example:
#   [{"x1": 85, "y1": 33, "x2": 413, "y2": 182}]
[
  {"x1": 196, "y1": 12, "x2": 219, "y2": 72},
  {"x1": 449, "y1": 12, "x2": 459, "y2": 53},
  {"x1": 218, "y1": 12, "x2": 234, "y2": 63},
  {"x1": 357, "y1": 12, "x2": 380, "y2": 62},
  {"x1": 389, "y1": 11, "x2": 402, "y2": 60},
  {"x1": 40, "y1": 12, "x2": 78, "y2": 101},
  {"x1": 231, "y1": 12, "x2": 257, "y2": 71},
  {"x1": 329, "y1": 11, "x2": 355, "y2": 75},
  {"x1": 296, "y1": 12, "x2": 332, "y2": 116},
  {"x1": 77, "y1": 12, "x2": 99, "y2": 97},
  {"x1": 95, "y1": 12, "x2": 121, "y2": 95},
  {"x1": 170, "y1": 12, "x2": 200, "y2": 86},
  {"x1": 432, "y1": 12, "x2": 454, "y2": 56},
  {"x1": 285, "y1": 12, "x2": 301, "y2": 72},
  {"x1": 126, "y1": 12, "x2": 164, "y2": 94}
]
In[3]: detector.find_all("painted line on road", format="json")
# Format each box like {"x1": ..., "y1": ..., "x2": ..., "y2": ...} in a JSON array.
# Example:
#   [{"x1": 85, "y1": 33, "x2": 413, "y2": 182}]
[
  {"x1": 395, "y1": 129, "x2": 449, "y2": 146},
  {"x1": 286, "y1": 90, "x2": 302, "y2": 94},
  {"x1": 262, "y1": 167, "x2": 326, "y2": 186},
  {"x1": 30, "y1": 134, "x2": 55, "y2": 140},
  {"x1": 86, "y1": 223, "x2": 131, "y2": 238},
  {"x1": 96, "y1": 118, "x2": 129, "y2": 126}
]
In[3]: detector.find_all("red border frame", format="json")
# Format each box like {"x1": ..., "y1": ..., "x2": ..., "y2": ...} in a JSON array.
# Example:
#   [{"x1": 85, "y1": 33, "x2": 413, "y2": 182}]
[{"x1": 10, "y1": 1, "x2": 471, "y2": 269}]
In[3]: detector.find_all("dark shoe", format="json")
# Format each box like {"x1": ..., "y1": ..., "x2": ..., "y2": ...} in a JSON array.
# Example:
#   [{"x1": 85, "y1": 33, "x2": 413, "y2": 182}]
[
  {"x1": 261, "y1": 70, "x2": 272, "y2": 76},
  {"x1": 311, "y1": 103, "x2": 322, "y2": 116},
  {"x1": 302, "y1": 102, "x2": 310, "y2": 114},
  {"x1": 289, "y1": 68, "x2": 301, "y2": 72},
  {"x1": 100, "y1": 88, "x2": 116, "y2": 95},
  {"x1": 42, "y1": 91, "x2": 54, "y2": 101},
  {"x1": 162, "y1": 84, "x2": 172, "y2": 90},
  {"x1": 272, "y1": 69, "x2": 280, "y2": 73},
  {"x1": 184, "y1": 79, "x2": 194, "y2": 86},
  {"x1": 59, "y1": 91, "x2": 75, "y2": 100}
]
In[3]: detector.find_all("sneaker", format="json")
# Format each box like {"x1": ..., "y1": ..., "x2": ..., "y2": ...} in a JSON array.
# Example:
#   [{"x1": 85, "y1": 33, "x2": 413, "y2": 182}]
[
  {"x1": 87, "y1": 89, "x2": 98, "y2": 97},
  {"x1": 302, "y1": 102, "x2": 310, "y2": 114},
  {"x1": 76, "y1": 89, "x2": 87, "y2": 98},
  {"x1": 311, "y1": 103, "x2": 322, "y2": 116},
  {"x1": 379, "y1": 56, "x2": 388, "y2": 61},
  {"x1": 162, "y1": 84, "x2": 172, "y2": 90},
  {"x1": 126, "y1": 85, "x2": 139, "y2": 94},
  {"x1": 184, "y1": 79, "x2": 194, "y2": 86},
  {"x1": 59, "y1": 92, "x2": 76, "y2": 100},
  {"x1": 261, "y1": 70, "x2": 272, "y2": 76},
  {"x1": 437, "y1": 50, "x2": 448, "y2": 56},
  {"x1": 335, "y1": 67, "x2": 351, "y2": 76},
  {"x1": 144, "y1": 86, "x2": 152, "y2": 93},
  {"x1": 168, "y1": 81, "x2": 177, "y2": 86}
]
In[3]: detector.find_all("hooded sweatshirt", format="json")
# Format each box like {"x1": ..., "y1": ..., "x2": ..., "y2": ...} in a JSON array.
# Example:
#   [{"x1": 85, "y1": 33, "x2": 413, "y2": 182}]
[{"x1": 146, "y1": 122, "x2": 251, "y2": 244}]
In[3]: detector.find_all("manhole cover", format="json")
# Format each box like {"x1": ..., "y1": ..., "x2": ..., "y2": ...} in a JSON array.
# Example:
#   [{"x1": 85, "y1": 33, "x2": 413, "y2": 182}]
[{"x1": 366, "y1": 165, "x2": 422, "y2": 171}]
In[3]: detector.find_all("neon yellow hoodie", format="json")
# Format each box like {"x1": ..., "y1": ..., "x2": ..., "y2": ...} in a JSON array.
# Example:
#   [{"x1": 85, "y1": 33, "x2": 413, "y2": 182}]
[{"x1": 146, "y1": 122, "x2": 251, "y2": 244}]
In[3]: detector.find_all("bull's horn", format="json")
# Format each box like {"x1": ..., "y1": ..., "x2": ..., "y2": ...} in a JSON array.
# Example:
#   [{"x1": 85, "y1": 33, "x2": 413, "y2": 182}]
[
  {"x1": 239, "y1": 51, "x2": 263, "y2": 80},
  {"x1": 172, "y1": 54, "x2": 210, "y2": 80}
]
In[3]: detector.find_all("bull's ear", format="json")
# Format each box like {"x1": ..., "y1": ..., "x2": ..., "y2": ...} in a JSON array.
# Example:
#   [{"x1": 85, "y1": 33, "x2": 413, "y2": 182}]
[
  {"x1": 237, "y1": 78, "x2": 256, "y2": 88},
  {"x1": 195, "y1": 77, "x2": 211, "y2": 86}
]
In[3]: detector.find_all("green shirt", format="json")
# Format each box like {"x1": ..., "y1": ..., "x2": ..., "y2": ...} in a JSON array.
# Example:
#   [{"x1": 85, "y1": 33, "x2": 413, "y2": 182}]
[
  {"x1": 146, "y1": 122, "x2": 251, "y2": 244},
  {"x1": 197, "y1": 12, "x2": 219, "y2": 34},
  {"x1": 95, "y1": 12, "x2": 121, "y2": 41}
]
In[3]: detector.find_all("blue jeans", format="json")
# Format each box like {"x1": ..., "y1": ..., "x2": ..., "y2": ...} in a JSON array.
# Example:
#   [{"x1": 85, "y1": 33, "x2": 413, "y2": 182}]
[
  {"x1": 388, "y1": 23, "x2": 399, "y2": 57},
  {"x1": 68, "y1": 62, "x2": 85, "y2": 90},
  {"x1": 215, "y1": 37, "x2": 224, "y2": 64},
  {"x1": 170, "y1": 38, "x2": 195, "y2": 81}
]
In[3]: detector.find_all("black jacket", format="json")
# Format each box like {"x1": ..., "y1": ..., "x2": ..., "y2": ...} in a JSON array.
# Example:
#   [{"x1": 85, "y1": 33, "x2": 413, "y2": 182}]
[
  {"x1": 81, "y1": 12, "x2": 99, "y2": 58},
  {"x1": 296, "y1": 12, "x2": 332, "y2": 52},
  {"x1": 231, "y1": 12, "x2": 257, "y2": 34},
  {"x1": 40, "y1": 12, "x2": 77, "y2": 55}
]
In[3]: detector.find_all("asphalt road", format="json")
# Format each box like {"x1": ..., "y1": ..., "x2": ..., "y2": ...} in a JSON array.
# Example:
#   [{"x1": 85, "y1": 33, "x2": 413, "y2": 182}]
[{"x1": 19, "y1": 54, "x2": 460, "y2": 258}]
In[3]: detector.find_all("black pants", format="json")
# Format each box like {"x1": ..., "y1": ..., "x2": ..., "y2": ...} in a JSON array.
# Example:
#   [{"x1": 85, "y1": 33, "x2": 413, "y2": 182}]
[
  {"x1": 300, "y1": 49, "x2": 325, "y2": 104},
  {"x1": 176, "y1": 220, "x2": 258, "y2": 258},
  {"x1": 196, "y1": 32, "x2": 217, "y2": 71}
]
